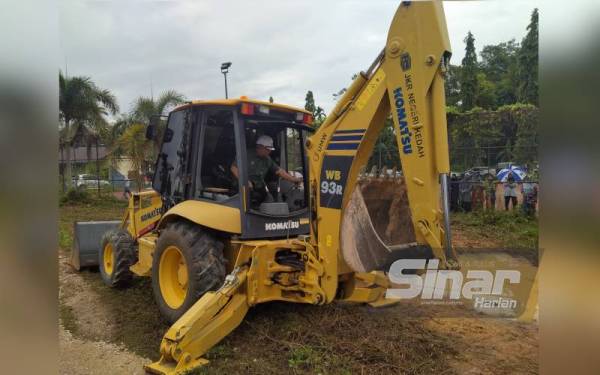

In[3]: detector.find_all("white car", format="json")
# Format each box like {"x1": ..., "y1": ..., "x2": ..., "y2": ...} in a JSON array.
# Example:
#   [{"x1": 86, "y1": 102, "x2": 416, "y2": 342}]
[{"x1": 74, "y1": 174, "x2": 111, "y2": 189}]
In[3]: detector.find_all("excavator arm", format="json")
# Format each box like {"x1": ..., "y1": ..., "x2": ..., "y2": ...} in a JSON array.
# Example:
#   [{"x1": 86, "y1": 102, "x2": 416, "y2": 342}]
[{"x1": 307, "y1": 0, "x2": 459, "y2": 301}]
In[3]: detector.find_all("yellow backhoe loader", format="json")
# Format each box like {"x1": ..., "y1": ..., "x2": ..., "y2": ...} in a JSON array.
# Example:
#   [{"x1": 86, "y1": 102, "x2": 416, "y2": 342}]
[{"x1": 72, "y1": 1, "x2": 459, "y2": 373}]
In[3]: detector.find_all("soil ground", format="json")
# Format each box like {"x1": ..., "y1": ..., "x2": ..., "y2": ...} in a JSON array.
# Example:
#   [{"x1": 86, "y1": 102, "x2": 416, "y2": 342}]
[{"x1": 59, "y1": 183, "x2": 538, "y2": 374}]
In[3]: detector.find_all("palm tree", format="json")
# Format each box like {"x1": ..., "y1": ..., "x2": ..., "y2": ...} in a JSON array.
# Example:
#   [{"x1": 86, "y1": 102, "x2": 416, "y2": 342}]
[
  {"x1": 131, "y1": 89, "x2": 185, "y2": 123},
  {"x1": 59, "y1": 71, "x2": 119, "y2": 189},
  {"x1": 130, "y1": 89, "x2": 186, "y2": 155},
  {"x1": 100, "y1": 113, "x2": 133, "y2": 182},
  {"x1": 116, "y1": 123, "x2": 152, "y2": 192}
]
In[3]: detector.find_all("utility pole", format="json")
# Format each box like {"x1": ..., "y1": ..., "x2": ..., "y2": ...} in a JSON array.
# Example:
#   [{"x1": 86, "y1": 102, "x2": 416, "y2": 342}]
[{"x1": 221, "y1": 62, "x2": 232, "y2": 98}]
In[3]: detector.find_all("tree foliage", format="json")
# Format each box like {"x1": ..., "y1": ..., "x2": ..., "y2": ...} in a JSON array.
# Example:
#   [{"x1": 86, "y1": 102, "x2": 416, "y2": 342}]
[
  {"x1": 448, "y1": 10, "x2": 538, "y2": 111},
  {"x1": 460, "y1": 31, "x2": 478, "y2": 111},
  {"x1": 131, "y1": 89, "x2": 185, "y2": 123},
  {"x1": 59, "y1": 71, "x2": 119, "y2": 188},
  {"x1": 304, "y1": 90, "x2": 326, "y2": 127},
  {"x1": 447, "y1": 104, "x2": 538, "y2": 171},
  {"x1": 115, "y1": 123, "x2": 152, "y2": 191},
  {"x1": 444, "y1": 9, "x2": 539, "y2": 173},
  {"x1": 130, "y1": 89, "x2": 186, "y2": 155},
  {"x1": 367, "y1": 118, "x2": 400, "y2": 170},
  {"x1": 517, "y1": 8, "x2": 539, "y2": 105}
]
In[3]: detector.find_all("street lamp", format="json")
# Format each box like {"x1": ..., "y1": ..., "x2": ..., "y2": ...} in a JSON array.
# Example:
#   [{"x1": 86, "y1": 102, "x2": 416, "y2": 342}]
[{"x1": 221, "y1": 62, "x2": 232, "y2": 99}]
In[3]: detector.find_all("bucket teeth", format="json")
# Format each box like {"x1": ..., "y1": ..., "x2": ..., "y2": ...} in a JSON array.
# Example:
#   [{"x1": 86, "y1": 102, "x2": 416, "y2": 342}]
[{"x1": 144, "y1": 355, "x2": 209, "y2": 375}]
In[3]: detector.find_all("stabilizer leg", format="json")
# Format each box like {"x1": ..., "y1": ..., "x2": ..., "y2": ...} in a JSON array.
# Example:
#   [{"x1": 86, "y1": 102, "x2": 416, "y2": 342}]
[{"x1": 145, "y1": 267, "x2": 249, "y2": 375}]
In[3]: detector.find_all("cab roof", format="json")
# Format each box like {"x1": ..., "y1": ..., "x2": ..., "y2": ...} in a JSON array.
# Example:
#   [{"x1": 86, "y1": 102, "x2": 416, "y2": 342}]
[{"x1": 173, "y1": 97, "x2": 311, "y2": 115}]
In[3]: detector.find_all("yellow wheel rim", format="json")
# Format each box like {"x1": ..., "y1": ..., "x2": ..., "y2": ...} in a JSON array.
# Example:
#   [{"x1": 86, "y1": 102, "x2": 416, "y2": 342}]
[
  {"x1": 159, "y1": 246, "x2": 188, "y2": 309},
  {"x1": 103, "y1": 242, "x2": 114, "y2": 275}
]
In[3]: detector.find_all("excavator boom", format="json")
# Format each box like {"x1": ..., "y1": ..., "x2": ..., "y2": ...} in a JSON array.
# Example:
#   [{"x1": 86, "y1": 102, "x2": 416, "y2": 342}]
[{"x1": 307, "y1": 1, "x2": 458, "y2": 295}]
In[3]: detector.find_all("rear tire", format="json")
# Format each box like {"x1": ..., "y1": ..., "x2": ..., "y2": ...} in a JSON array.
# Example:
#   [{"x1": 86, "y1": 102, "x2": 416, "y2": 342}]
[
  {"x1": 152, "y1": 221, "x2": 227, "y2": 324},
  {"x1": 99, "y1": 229, "x2": 136, "y2": 288}
]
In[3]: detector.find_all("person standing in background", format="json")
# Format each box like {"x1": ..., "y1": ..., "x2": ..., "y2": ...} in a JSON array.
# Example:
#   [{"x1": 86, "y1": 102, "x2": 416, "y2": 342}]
[
  {"x1": 459, "y1": 176, "x2": 473, "y2": 212},
  {"x1": 449, "y1": 174, "x2": 460, "y2": 212},
  {"x1": 521, "y1": 178, "x2": 538, "y2": 216},
  {"x1": 503, "y1": 174, "x2": 518, "y2": 210},
  {"x1": 123, "y1": 179, "x2": 132, "y2": 200},
  {"x1": 484, "y1": 174, "x2": 497, "y2": 210}
]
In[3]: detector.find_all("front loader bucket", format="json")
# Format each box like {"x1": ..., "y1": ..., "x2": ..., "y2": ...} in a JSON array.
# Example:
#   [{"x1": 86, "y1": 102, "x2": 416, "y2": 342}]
[{"x1": 70, "y1": 221, "x2": 121, "y2": 270}]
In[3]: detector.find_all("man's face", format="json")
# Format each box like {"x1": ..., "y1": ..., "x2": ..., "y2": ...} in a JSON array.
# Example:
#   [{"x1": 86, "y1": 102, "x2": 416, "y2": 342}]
[{"x1": 256, "y1": 144, "x2": 272, "y2": 157}]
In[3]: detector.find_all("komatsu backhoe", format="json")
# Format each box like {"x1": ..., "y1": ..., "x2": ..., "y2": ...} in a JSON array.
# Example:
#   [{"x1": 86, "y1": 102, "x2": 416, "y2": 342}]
[{"x1": 71, "y1": 1, "x2": 458, "y2": 373}]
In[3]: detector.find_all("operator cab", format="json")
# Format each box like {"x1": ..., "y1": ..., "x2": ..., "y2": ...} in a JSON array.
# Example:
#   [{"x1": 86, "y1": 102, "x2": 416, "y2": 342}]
[{"x1": 151, "y1": 98, "x2": 313, "y2": 239}]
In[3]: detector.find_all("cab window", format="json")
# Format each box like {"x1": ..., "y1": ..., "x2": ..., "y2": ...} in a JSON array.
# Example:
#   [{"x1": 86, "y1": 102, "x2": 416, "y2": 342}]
[{"x1": 196, "y1": 110, "x2": 238, "y2": 201}]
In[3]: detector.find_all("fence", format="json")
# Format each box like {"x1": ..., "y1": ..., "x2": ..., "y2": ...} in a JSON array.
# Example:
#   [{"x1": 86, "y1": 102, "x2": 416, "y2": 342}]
[
  {"x1": 59, "y1": 142, "x2": 538, "y2": 209},
  {"x1": 58, "y1": 151, "x2": 147, "y2": 196}
]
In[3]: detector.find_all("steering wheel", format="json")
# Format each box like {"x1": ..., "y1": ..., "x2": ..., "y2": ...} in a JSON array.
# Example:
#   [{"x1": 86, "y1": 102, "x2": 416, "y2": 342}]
[{"x1": 208, "y1": 164, "x2": 237, "y2": 195}]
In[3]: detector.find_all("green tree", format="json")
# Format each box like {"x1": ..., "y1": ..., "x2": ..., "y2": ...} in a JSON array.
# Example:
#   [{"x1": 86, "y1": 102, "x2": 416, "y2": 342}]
[
  {"x1": 130, "y1": 89, "x2": 186, "y2": 154},
  {"x1": 59, "y1": 71, "x2": 119, "y2": 188},
  {"x1": 460, "y1": 31, "x2": 479, "y2": 110},
  {"x1": 304, "y1": 90, "x2": 326, "y2": 127},
  {"x1": 131, "y1": 89, "x2": 185, "y2": 124},
  {"x1": 517, "y1": 8, "x2": 538, "y2": 105},
  {"x1": 475, "y1": 72, "x2": 497, "y2": 109},
  {"x1": 100, "y1": 114, "x2": 135, "y2": 181},
  {"x1": 513, "y1": 104, "x2": 539, "y2": 164},
  {"x1": 480, "y1": 40, "x2": 520, "y2": 106},
  {"x1": 497, "y1": 139, "x2": 514, "y2": 163},
  {"x1": 116, "y1": 123, "x2": 152, "y2": 191},
  {"x1": 367, "y1": 118, "x2": 400, "y2": 170},
  {"x1": 269, "y1": 96, "x2": 274, "y2": 103},
  {"x1": 304, "y1": 90, "x2": 316, "y2": 114}
]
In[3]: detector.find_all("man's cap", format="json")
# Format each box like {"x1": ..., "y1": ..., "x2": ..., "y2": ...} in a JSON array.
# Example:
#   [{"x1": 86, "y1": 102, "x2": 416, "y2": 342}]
[{"x1": 256, "y1": 135, "x2": 275, "y2": 150}]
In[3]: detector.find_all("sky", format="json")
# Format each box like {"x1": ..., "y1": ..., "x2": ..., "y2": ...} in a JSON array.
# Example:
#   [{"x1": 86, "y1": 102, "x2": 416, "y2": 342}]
[{"x1": 59, "y1": 0, "x2": 539, "y2": 116}]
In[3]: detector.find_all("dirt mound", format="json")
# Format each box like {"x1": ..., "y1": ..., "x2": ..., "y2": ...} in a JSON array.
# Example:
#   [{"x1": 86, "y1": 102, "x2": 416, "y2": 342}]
[{"x1": 358, "y1": 177, "x2": 416, "y2": 246}]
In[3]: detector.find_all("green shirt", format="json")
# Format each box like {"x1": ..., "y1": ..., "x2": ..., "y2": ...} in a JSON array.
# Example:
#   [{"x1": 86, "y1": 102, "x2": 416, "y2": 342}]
[
  {"x1": 246, "y1": 149, "x2": 279, "y2": 188},
  {"x1": 484, "y1": 180, "x2": 496, "y2": 194}
]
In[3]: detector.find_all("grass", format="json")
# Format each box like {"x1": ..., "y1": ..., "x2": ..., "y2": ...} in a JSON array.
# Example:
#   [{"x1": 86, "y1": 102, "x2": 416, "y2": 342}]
[
  {"x1": 452, "y1": 209, "x2": 538, "y2": 248},
  {"x1": 451, "y1": 209, "x2": 539, "y2": 264},
  {"x1": 288, "y1": 345, "x2": 326, "y2": 372},
  {"x1": 59, "y1": 193, "x2": 127, "y2": 252}
]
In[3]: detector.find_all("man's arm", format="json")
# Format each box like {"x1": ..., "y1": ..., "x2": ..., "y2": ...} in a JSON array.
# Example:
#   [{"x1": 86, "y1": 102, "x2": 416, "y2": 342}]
[
  {"x1": 231, "y1": 164, "x2": 254, "y2": 189},
  {"x1": 276, "y1": 168, "x2": 302, "y2": 184},
  {"x1": 230, "y1": 164, "x2": 239, "y2": 179}
]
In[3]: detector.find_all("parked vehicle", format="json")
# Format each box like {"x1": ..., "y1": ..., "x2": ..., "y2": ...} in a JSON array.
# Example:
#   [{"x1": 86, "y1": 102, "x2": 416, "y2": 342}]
[
  {"x1": 74, "y1": 174, "x2": 110, "y2": 189},
  {"x1": 464, "y1": 166, "x2": 495, "y2": 180}
]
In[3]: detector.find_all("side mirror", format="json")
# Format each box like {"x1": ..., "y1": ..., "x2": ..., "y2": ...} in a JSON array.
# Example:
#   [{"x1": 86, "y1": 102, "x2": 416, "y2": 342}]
[
  {"x1": 145, "y1": 124, "x2": 155, "y2": 140},
  {"x1": 145, "y1": 115, "x2": 162, "y2": 140}
]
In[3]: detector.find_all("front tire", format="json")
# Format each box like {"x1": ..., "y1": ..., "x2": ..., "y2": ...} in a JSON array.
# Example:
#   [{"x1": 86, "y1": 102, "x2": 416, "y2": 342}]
[
  {"x1": 152, "y1": 221, "x2": 227, "y2": 324},
  {"x1": 99, "y1": 229, "x2": 136, "y2": 288}
]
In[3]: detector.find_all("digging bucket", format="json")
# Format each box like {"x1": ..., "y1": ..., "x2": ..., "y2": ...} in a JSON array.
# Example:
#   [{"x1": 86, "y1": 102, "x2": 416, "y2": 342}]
[{"x1": 341, "y1": 180, "x2": 433, "y2": 273}]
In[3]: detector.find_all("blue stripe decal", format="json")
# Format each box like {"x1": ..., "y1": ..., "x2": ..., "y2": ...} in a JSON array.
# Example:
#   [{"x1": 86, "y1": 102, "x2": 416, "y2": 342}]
[
  {"x1": 331, "y1": 135, "x2": 363, "y2": 141},
  {"x1": 334, "y1": 129, "x2": 366, "y2": 134},
  {"x1": 327, "y1": 142, "x2": 360, "y2": 150}
]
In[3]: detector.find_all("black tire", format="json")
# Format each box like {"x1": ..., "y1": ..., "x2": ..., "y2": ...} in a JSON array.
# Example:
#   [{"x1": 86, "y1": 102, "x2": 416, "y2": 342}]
[
  {"x1": 99, "y1": 229, "x2": 136, "y2": 288},
  {"x1": 152, "y1": 221, "x2": 227, "y2": 324}
]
